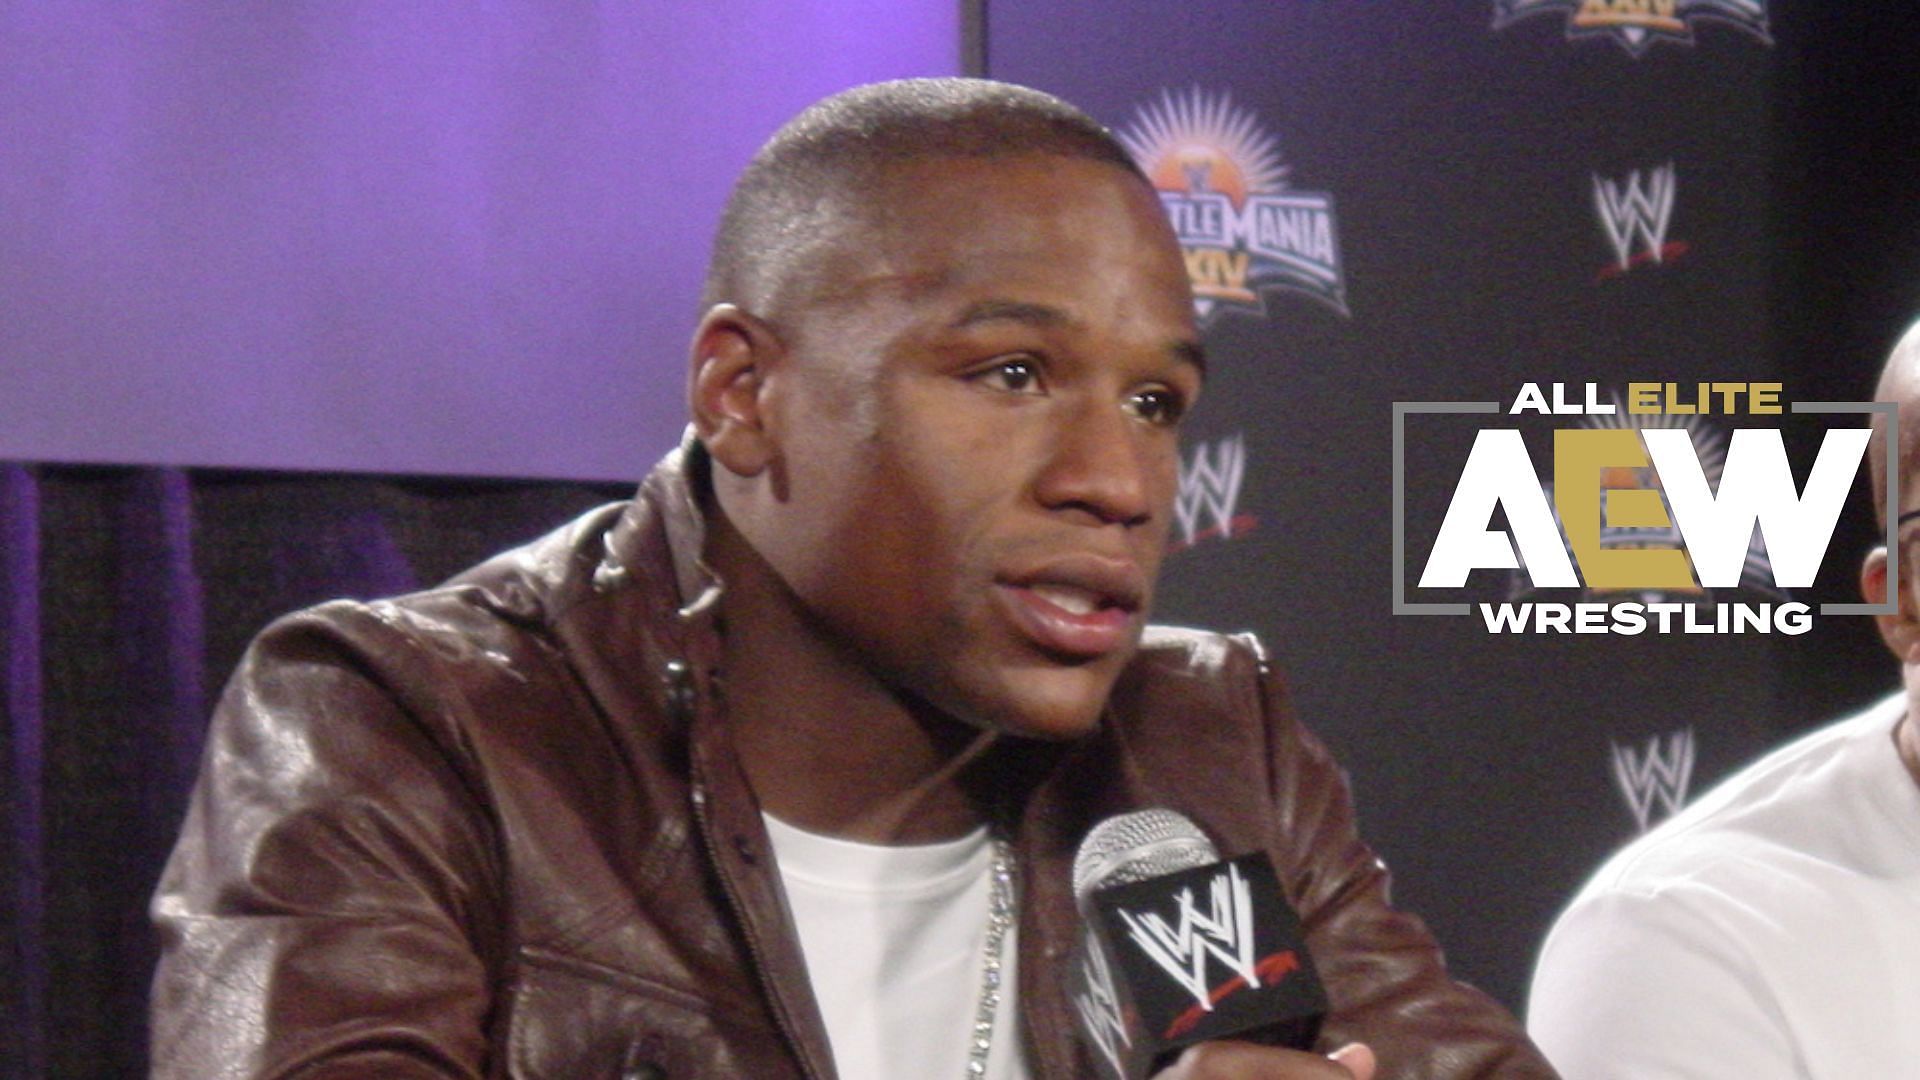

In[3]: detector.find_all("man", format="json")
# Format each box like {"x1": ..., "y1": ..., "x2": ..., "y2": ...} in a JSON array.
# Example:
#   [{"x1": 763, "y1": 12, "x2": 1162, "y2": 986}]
[
  {"x1": 1528, "y1": 323, "x2": 1920, "y2": 1077},
  {"x1": 152, "y1": 78, "x2": 1550, "y2": 1079}
]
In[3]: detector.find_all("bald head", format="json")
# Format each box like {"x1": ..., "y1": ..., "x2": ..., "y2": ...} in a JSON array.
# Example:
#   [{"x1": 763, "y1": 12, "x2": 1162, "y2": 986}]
[
  {"x1": 701, "y1": 78, "x2": 1147, "y2": 318},
  {"x1": 1871, "y1": 320, "x2": 1920, "y2": 527},
  {"x1": 1862, "y1": 320, "x2": 1920, "y2": 673}
]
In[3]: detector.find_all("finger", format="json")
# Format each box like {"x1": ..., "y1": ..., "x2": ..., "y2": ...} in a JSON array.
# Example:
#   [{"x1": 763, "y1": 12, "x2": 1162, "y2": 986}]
[
  {"x1": 1154, "y1": 1039, "x2": 1362, "y2": 1078},
  {"x1": 1327, "y1": 1042, "x2": 1376, "y2": 1080}
]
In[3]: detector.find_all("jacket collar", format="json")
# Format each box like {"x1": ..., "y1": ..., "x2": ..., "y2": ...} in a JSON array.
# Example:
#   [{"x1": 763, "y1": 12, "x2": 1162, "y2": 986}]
[
  {"x1": 598, "y1": 429, "x2": 719, "y2": 617},
  {"x1": 589, "y1": 434, "x2": 1143, "y2": 1078}
]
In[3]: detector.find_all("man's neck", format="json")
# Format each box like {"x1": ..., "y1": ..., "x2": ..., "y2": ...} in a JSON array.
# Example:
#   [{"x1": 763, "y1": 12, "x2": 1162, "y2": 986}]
[
  {"x1": 1897, "y1": 712, "x2": 1920, "y2": 791},
  {"x1": 704, "y1": 517, "x2": 997, "y2": 846}
]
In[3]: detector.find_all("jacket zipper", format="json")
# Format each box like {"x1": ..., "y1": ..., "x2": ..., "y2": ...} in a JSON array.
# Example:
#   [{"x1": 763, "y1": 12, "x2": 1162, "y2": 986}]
[{"x1": 688, "y1": 772, "x2": 831, "y2": 1080}]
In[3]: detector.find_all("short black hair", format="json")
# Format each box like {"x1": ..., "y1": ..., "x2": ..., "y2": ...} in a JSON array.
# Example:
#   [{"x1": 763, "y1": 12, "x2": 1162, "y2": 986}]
[{"x1": 701, "y1": 78, "x2": 1147, "y2": 313}]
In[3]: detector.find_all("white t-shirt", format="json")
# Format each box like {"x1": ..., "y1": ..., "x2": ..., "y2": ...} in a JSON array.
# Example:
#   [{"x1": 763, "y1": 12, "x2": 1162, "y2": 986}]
[
  {"x1": 1528, "y1": 694, "x2": 1920, "y2": 1079},
  {"x1": 763, "y1": 814, "x2": 1031, "y2": 1080}
]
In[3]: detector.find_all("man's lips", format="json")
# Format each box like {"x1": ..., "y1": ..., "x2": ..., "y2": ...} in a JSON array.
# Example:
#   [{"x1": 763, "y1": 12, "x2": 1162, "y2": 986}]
[{"x1": 994, "y1": 557, "x2": 1146, "y2": 660}]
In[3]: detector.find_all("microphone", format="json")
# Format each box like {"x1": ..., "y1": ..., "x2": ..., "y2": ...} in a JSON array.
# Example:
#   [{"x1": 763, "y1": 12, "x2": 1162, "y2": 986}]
[{"x1": 1067, "y1": 809, "x2": 1327, "y2": 1079}]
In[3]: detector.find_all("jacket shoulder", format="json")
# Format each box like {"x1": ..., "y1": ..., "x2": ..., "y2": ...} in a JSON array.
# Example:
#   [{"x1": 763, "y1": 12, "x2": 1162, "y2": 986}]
[
  {"x1": 1116, "y1": 624, "x2": 1276, "y2": 727},
  {"x1": 253, "y1": 499, "x2": 628, "y2": 655},
  {"x1": 1105, "y1": 626, "x2": 1286, "y2": 801},
  {"x1": 227, "y1": 499, "x2": 649, "y2": 763},
  {"x1": 1133, "y1": 623, "x2": 1270, "y2": 678}
]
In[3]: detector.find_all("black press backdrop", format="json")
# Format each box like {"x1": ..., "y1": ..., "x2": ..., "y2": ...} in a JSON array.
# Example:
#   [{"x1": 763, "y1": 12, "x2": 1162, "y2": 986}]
[
  {"x1": 6, "y1": 3, "x2": 1920, "y2": 1075},
  {"x1": 986, "y1": 0, "x2": 1920, "y2": 1020}
]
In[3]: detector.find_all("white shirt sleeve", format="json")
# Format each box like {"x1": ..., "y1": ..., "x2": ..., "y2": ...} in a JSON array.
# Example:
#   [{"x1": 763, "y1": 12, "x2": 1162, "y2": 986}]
[{"x1": 1527, "y1": 886, "x2": 1800, "y2": 1080}]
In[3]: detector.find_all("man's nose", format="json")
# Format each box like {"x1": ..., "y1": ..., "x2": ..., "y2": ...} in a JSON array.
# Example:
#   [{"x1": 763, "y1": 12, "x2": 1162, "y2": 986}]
[{"x1": 1032, "y1": 398, "x2": 1160, "y2": 527}]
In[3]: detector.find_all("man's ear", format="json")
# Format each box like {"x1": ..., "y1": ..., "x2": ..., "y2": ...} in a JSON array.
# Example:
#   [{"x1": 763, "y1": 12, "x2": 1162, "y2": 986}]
[
  {"x1": 1862, "y1": 545, "x2": 1920, "y2": 663},
  {"x1": 689, "y1": 304, "x2": 783, "y2": 477}
]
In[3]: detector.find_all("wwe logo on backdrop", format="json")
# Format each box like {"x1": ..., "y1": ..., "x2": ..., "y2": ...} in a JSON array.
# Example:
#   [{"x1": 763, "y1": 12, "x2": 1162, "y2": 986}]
[
  {"x1": 1175, "y1": 434, "x2": 1248, "y2": 548},
  {"x1": 1610, "y1": 728, "x2": 1696, "y2": 831},
  {"x1": 1593, "y1": 164, "x2": 1678, "y2": 274},
  {"x1": 1073, "y1": 935, "x2": 1131, "y2": 1077},
  {"x1": 1117, "y1": 863, "x2": 1262, "y2": 1010}
]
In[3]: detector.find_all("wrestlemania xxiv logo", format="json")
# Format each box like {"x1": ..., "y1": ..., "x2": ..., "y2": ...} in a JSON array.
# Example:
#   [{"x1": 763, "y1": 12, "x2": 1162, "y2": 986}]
[
  {"x1": 1116, "y1": 88, "x2": 1347, "y2": 323},
  {"x1": 1493, "y1": 0, "x2": 1772, "y2": 57}
]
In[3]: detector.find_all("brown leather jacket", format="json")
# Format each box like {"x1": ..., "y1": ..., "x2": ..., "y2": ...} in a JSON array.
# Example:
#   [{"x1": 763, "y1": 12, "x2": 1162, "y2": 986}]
[{"x1": 151, "y1": 444, "x2": 1555, "y2": 1079}]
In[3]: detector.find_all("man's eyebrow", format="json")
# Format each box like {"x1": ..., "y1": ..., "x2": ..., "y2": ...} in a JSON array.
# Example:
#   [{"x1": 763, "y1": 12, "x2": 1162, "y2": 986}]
[
  {"x1": 950, "y1": 299, "x2": 1073, "y2": 329},
  {"x1": 950, "y1": 298, "x2": 1206, "y2": 376},
  {"x1": 1172, "y1": 340, "x2": 1207, "y2": 378}
]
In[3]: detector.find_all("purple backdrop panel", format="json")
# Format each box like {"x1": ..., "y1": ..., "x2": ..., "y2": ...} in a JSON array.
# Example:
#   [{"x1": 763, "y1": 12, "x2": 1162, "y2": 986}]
[{"x1": 0, "y1": 2, "x2": 957, "y2": 480}]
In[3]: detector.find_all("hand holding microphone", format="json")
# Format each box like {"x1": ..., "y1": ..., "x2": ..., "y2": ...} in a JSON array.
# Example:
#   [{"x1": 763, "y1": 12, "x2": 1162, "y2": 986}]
[
  {"x1": 1152, "y1": 1039, "x2": 1376, "y2": 1079},
  {"x1": 1069, "y1": 809, "x2": 1369, "y2": 1079}
]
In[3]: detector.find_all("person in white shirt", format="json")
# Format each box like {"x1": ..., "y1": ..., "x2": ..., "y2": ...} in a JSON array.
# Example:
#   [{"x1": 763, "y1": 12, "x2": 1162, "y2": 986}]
[{"x1": 1527, "y1": 320, "x2": 1920, "y2": 1079}]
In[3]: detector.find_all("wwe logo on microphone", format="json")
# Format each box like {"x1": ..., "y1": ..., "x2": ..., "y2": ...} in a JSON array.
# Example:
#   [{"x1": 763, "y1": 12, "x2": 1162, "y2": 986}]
[
  {"x1": 1610, "y1": 727, "x2": 1696, "y2": 831},
  {"x1": 1073, "y1": 933, "x2": 1132, "y2": 1078},
  {"x1": 1116, "y1": 862, "x2": 1262, "y2": 1010}
]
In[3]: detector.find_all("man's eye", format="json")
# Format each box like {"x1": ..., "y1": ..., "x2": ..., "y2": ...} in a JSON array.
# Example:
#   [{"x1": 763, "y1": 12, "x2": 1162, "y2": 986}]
[
  {"x1": 975, "y1": 358, "x2": 1044, "y2": 395},
  {"x1": 1126, "y1": 386, "x2": 1188, "y2": 427}
]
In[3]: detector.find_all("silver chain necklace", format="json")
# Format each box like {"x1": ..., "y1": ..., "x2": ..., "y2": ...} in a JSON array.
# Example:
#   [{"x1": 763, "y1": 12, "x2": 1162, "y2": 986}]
[{"x1": 966, "y1": 838, "x2": 1015, "y2": 1078}]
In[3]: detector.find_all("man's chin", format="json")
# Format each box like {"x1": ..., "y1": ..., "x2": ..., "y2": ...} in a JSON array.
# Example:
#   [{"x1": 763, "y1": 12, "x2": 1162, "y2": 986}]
[{"x1": 957, "y1": 664, "x2": 1123, "y2": 743}]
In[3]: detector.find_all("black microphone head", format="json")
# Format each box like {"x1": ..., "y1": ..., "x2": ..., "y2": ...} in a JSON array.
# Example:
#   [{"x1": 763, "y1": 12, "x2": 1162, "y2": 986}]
[{"x1": 1072, "y1": 808, "x2": 1218, "y2": 902}]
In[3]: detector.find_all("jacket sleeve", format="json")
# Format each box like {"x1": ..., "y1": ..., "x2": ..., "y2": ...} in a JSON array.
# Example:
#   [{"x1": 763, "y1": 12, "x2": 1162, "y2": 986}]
[
  {"x1": 1251, "y1": 646, "x2": 1559, "y2": 1079},
  {"x1": 150, "y1": 603, "x2": 505, "y2": 1079}
]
